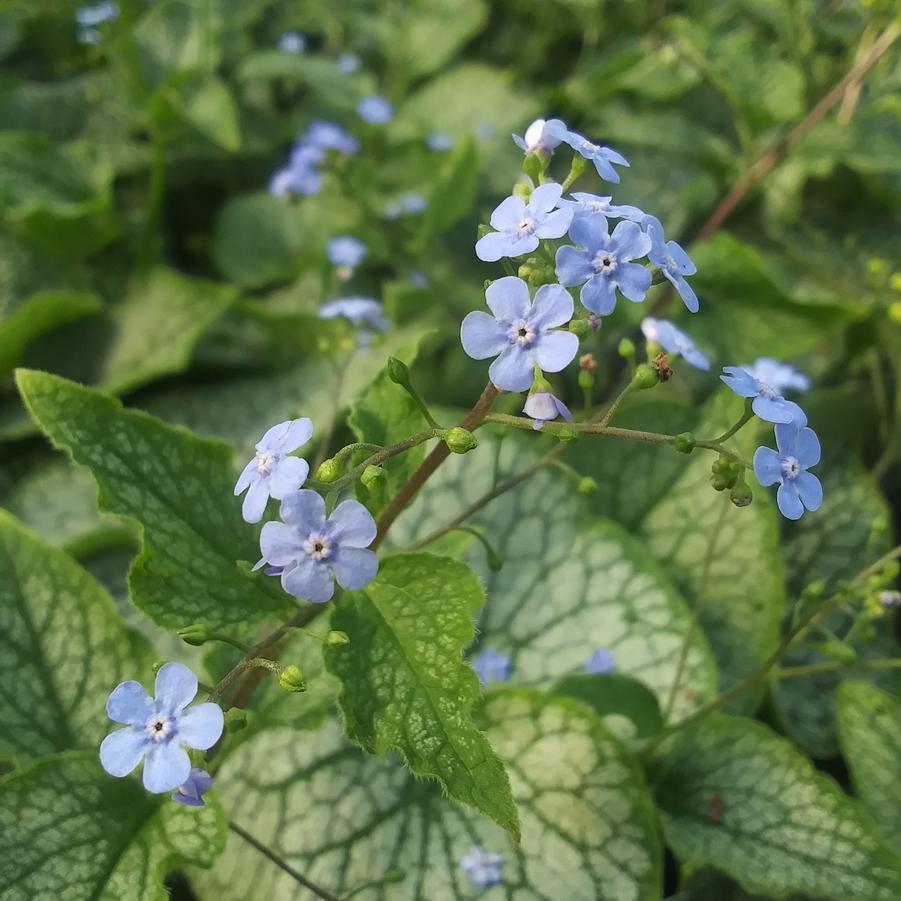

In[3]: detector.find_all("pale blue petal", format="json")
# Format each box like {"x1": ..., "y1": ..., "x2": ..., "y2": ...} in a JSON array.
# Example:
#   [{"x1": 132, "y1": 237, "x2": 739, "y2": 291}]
[
  {"x1": 642, "y1": 215, "x2": 666, "y2": 258},
  {"x1": 100, "y1": 727, "x2": 147, "y2": 777},
  {"x1": 106, "y1": 681, "x2": 153, "y2": 726},
  {"x1": 777, "y1": 481, "x2": 804, "y2": 520},
  {"x1": 475, "y1": 231, "x2": 517, "y2": 262},
  {"x1": 461, "y1": 311, "x2": 508, "y2": 359},
  {"x1": 666, "y1": 240, "x2": 696, "y2": 275},
  {"x1": 534, "y1": 331, "x2": 579, "y2": 373},
  {"x1": 570, "y1": 213, "x2": 608, "y2": 251},
  {"x1": 774, "y1": 421, "x2": 802, "y2": 456},
  {"x1": 489, "y1": 195, "x2": 527, "y2": 231},
  {"x1": 489, "y1": 345, "x2": 534, "y2": 392},
  {"x1": 754, "y1": 446, "x2": 782, "y2": 486},
  {"x1": 258, "y1": 419, "x2": 305, "y2": 453},
  {"x1": 720, "y1": 367, "x2": 758, "y2": 398},
  {"x1": 528, "y1": 183, "x2": 563, "y2": 215},
  {"x1": 280, "y1": 488, "x2": 326, "y2": 531},
  {"x1": 614, "y1": 262, "x2": 651, "y2": 302},
  {"x1": 610, "y1": 220, "x2": 651, "y2": 261},
  {"x1": 682, "y1": 346, "x2": 710, "y2": 370},
  {"x1": 328, "y1": 499, "x2": 377, "y2": 547},
  {"x1": 176, "y1": 703, "x2": 224, "y2": 750},
  {"x1": 529, "y1": 283, "x2": 573, "y2": 329},
  {"x1": 555, "y1": 245, "x2": 594, "y2": 286},
  {"x1": 259, "y1": 521, "x2": 305, "y2": 567},
  {"x1": 580, "y1": 275, "x2": 617, "y2": 315},
  {"x1": 501, "y1": 233, "x2": 541, "y2": 258},
  {"x1": 534, "y1": 207, "x2": 573, "y2": 239},
  {"x1": 752, "y1": 395, "x2": 796, "y2": 424},
  {"x1": 783, "y1": 401, "x2": 807, "y2": 427},
  {"x1": 332, "y1": 547, "x2": 379, "y2": 590},
  {"x1": 155, "y1": 663, "x2": 197, "y2": 715},
  {"x1": 795, "y1": 471, "x2": 823, "y2": 512},
  {"x1": 485, "y1": 276, "x2": 531, "y2": 321},
  {"x1": 523, "y1": 393, "x2": 560, "y2": 421},
  {"x1": 268, "y1": 457, "x2": 309, "y2": 499},
  {"x1": 233, "y1": 458, "x2": 259, "y2": 496},
  {"x1": 143, "y1": 741, "x2": 191, "y2": 794},
  {"x1": 282, "y1": 556, "x2": 335, "y2": 603},
  {"x1": 796, "y1": 427, "x2": 821, "y2": 468},
  {"x1": 241, "y1": 479, "x2": 270, "y2": 524},
  {"x1": 669, "y1": 273, "x2": 699, "y2": 313}
]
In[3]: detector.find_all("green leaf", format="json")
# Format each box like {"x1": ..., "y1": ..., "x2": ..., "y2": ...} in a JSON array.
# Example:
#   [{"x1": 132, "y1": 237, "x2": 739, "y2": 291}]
[
  {"x1": 0, "y1": 512, "x2": 152, "y2": 763},
  {"x1": 415, "y1": 137, "x2": 479, "y2": 252},
  {"x1": 0, "y1": 752, "x2": 225, "y2": 900},
  {"x1": 235, "y1": 53, "x2": 361, "y2": 107},
  {"x1": 390, "y1": 433, "x2": 719, "y2": 719},
  {"x1": 16, "y1": 370, "x2": 291, "y2": 630},
  {"x1": 326, "y1": 553, "x2": 519, "y2": 840},
  {"x1": 838, "y1": 682, "x2": 901, "y2": 849},
  {"x1": 168, "y1": 75, "x2": 241, "y2": 151},
  {"x1": 191, "y1": 689, "x2": 662, "y2": 900},
  {"x1": 652, "y1": 713, "x2": 901, "y2": 900}
]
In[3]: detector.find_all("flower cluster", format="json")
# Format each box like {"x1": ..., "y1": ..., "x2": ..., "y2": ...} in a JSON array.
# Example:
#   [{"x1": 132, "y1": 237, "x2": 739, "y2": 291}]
[
  {"x1": 76, "y1": 0, "x2": 118, "y2": 44},
  {"x1": 270, "y1": 120, "x2": 359, "y2": 198},
  {"x1": 471, "y1": 647, "x2": 615, "y2": 684}
]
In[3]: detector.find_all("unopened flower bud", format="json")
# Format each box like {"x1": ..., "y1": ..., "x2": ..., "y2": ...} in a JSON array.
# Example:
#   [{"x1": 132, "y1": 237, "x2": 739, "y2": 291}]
[
  {"x1": 386, "y1": 356, "x2": 411, "y2": 387},
  {"x1": 673, "y1": 432, "x2": 695, "y2": 454},
  {"x1": 578, "y1": 369, "x2": 594, "y2": 390},
  {"x1": 444, "y1": 427, "x2": 478, "y2": 454},
  {"x1": 528, "y1": 266, "x2": 554, "y2": 287},
  {"x1": 517, "y1": 262, "x2": 535, "y2": 281},
  {"x1": 578, "y1": 476, "x2": 598, "y2": 495},
  {"x1": 513, "y1": 180, "x2": 533, "y2": 199},
  {"x1": 316, "y1": 458, "x2": 342, "y2": 483},
  {"x1": 278, "y1": 664, "x2": 306, "y2": 693},
  {"x1": 224, "y1": 707, "x2": 249, "y2": 732},
  {"x1": 632, "y1": 364, "x2": 658, "y2": 390},
  {"x1": 487, "y1": 547, "x2": 503, "y2": 572},
  {"x1": 617, "y1": 337, "x2": 635, "y2": 359},
  {"x1": 177, "y1": 624, "x2": 211, "y2": 647},
  {"x1": 326, "y1": 630, "x2": 351, "y2": 648},
  {"x1": 568, "y1": 318, "x2": 591, "y2": 338},
  {"x1": 555, "y1": 425, "x2": 580, "y2": 444},
  {"x1": 729, "y1": 479, "x2": 753, "y2": 507},
  {"x1": 361, "y1": 464, "x2": 385, "y2": 490}
]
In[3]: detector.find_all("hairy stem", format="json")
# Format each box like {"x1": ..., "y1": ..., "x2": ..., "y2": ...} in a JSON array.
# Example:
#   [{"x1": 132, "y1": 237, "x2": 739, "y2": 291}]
[{"x1": 776, "y1": 657, "x2": 901, "y2": 680}]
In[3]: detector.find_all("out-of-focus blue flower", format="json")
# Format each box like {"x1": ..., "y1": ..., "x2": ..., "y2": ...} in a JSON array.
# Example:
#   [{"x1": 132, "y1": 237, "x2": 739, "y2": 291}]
[
  {"x1": 409, "y1": 270, "x2": 429, "y2": 288},
  {"x1": 472, "y1": 649, "x2": 511, "y2": 685},
  {"x1": 642, "y1": 215, "x2": 699, "y2": 313},
  {"x1": 426, "y1": 131, "x2": 454, "y2": 152},
  {"x1": 384, "y1": 192, "x2": 427, "y2": 220},
  {"x1": 512, "y1": 118, "x2": 566, "y2": 155},
  {"x1": 171, "y1": 768, "x2": 214, "y2": 807},
  {"x1": 336, "y1": 52, "x2": 360, "y2": 74},
  {"x1": 302, "y1": 120, "x2": 359, "y2": 155},
  {"x1": 76, "y1": 0, "x2": 118, "y2": 43},
  {"x1": 476, "y1": 121, "x2": 495, "y2": 142},
  {"x1": 319, "y1": 297, "x2": 389, "y2": 333},
  {"x1": 475, "y1": 183, "x2": 573, "y2": 263},
  {"x1": 641, "y1": 318, "x2": 710, "y2": 370},
  {"x1": 234, "y1": 419, "x2": 313, "y2": 524},
  {"x1": 460, "y1": 846, "x2": 504, "y2": 888},
  {"x1": 754, "y1": 422, "x2": 823, "y2": 520},
  {"x1": 358, "y1": 95, "x2": 394, "y2": 125},
  {"x1": 721, "y1": 366, "x2": 807, "y2": 425},
  {"x1": 585, "y1": 649, "x2": 615, "y2": 674},
  {"x1": 522, "y1": 392, "x2": 573, "y2": 430},
  {"x1": 560, "y1": 192, "x2": 645, "y2": 223},
  {"x1": 257, "y1": 490, "x2": 378, "y2": 602},
  {"x1": 460, "y1": 277, "x2": 578, "y2": 392},
  {"x1": 270, "y1": 143, "x2": 324, "y2": 198},
  {"x1": 100, "y1": 663, "x2": 224, "y2": 794},
  {"x1": 556, "y1": 215, "x2": 651, "y2": 316},
  {"x1": 326, "y1": 235, "x2": 367, "y2": 269},
  {"x1": 277, "y1": 31, "x2": 305, "y2": 53},
  {"x1": 744, "y1": 358, "x2": 810, "y2": 394},
  {"x1": 554, "y1": 127, "x2": 629, "y2": 183}
]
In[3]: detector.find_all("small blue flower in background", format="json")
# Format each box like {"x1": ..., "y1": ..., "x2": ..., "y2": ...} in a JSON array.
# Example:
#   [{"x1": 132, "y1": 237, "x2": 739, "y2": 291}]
[
  {"x1": 721, "y1": 366, "x2": 807, "y2": 425},
  {"x1": 270, "y1": 144, "x2": 323, "y2": 198},
  {"x1": 522, "y1": 392, "x2": 573, "y2": 430},
  {"x1": 475, "y1": 183, "x2": 573, "y2": 263},
  {"x1": 277, "y1": 31, "x2": 305, "y2": 54},
  {"x1": 409, "y1": 270, "x2": 429, "y2": 288},
  {"x1": 257, "y1": 490, "x2": 378, "y2": 602},
  {"x1": 76, "y1": 0, "x2": 118, "y2": 43},
  {"x1": 235, "y1": 419, "x2": 313, "y2": 524},
  {"x1": 556, "y1": 214, "x2": 652, "y2": 316},
  {"x1": 426, "y1": 131, "x2": 455, "y2": 152},
  {"x1": 460, "y1": 846, "x2": 504, "y2": 888},
  {"x1": 560, "y1": 192, "x2": 645, "y2": 223},
  {"x1": 302, "y1": 120, "x2": 359, "y2": 155},
  {"x1": 358, "y1": 95, "x2": 394, "y2": 125},
  {"x1": 171, "y1": 768, "x2": 214, "y2": 807},
  {"x1": 384, "y1": 192, "x2": 427, "y2": 220},
  {"x1": 326, "y1": 235, "x2": 367, "y2": 269},
  {"x1": 744, "y1": 357, "x2": 810, "y2": 394},
  {"x1": 585, "y1": 649, "x2": 615, "y2": 674},
  {"x1": 642, "y1": 215, "x2": 699, "y2": 313},
  {"x1": 461, "y1": 277, "x2": 579, "y2": 392},
  {"x1": 476, "y1": 121, "x2": 495, "y2": 143},
  {"x1": 554, "y1": 127, "x2": 629, "y2": 183},
  {"x1": 100, "y1": 663, "x2": 224, "y2": 794},
  {"x1": 641, "y1": 318, "x2": 710, "y2": 370},
  {"x1": 336, "y1": 52, "x2": 360, "y2": 74},
  {"x1": 512, "y1": 117, "x2": 567, "y2": 155},
  {"x1": 319, "y1": 297, "x2": 389, "y2": 333},
  {"x1": 472, "y1": 649, "x2": 511, "y2": 685},
  {"x1": 754, "y1": 422, "x2": 823, "y2": 520}
]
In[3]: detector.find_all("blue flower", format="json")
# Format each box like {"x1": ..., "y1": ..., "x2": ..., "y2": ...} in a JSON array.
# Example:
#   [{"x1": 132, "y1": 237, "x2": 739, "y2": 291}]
[
  {"x1": 384, "y1": 192, "x2": 427, "y2": 220},
  {"x1": 76, "y1": 1, "x2": 118, "y2": 43},
  {"x1": 336, "y1": 52, "x2": 360, "y2": 74},
  {"x1": 302, "y1": 120, "x2": 359, "y2": 155},
  {"x1": 171, "y1": 768, "x2": 214, "y2": 807},
  {"x1": 460, "y1": 846, "x2": 504, "y2": 888},
  {"x1": 461, "y1": 277, "x2": 579, "y2": 392},
  {"x1": 475, "y1": 183, "x2": 573, "y2": 263},
  {"x1": 326, "y1": 235, "x2": 366, "y2": 269},
  {"x1": 641, "y1": 318, "x2": 710, "y2": 370},
  {"x1": 277, "y1": 31, "x2": 305, "y2": 53},
  {"x1": 269, "y1": 145, "x2": 323, "y2": 198},
  {"x1": 426, "y1": 131, "x2": 454, "y2": 152},
  {"x1": 258, "y1": 490, "x2": 378, "y2": 602},
  {"x1": 522, "y1": 392, "x2": 573, "y2": 430},
  {"x1": 560, "y1": 192, "x2": 645, "y2": 223},
  {"x1": 234, "y1": 419, "x2": 313, "y2": 523},
  {"x1": 554, "y1": 128, "x2": 629, "y2": 183},
  {"x1": 754, "y1": 422, "x2": 823, "y2": 520},
  {"x1": 556, "y1": 214, "x2": 651, "y2": 316},
  {"x1": 472, "y1": 649, "x2": 511, "y2": 685},
  {"x1": 357, "y1": 95, "x2": 394, "y2": 125},
  {"x1": 720, "y1": 366, "x2": 807, "y2": 425},
  {"x1": 585, "y1": 649, "x2": 615, "y2": 674},
  {"x1": 512, "y1": 118, "x2": 567, "y2": 155},
  {"x1": 100, "y1": 663, "x2": 224, "y2": 794},
  {"x1": 744, "y1": 357, "x2": 809, "y2": 394},
  {"x1": 319, "y1": 297, "x2": 388, "y2": 333},
  {"x1": 642, "y1": 216, "x2": 699, "y2": 313}
]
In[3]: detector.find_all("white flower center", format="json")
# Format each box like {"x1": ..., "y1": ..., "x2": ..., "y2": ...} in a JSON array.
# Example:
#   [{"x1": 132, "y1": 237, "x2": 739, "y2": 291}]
[
  {"x1": 579, "y1": 139, "x2": 599, "y2": 156},
  {"x1": 664, "y1": 254, "x2": 679, "y2": 273},
  {"x1": 757, "y1": 381, "x2": 777, "y2": 398},
  {"x1": 593, "y1": 252, "x2": 617, "y2": 275},
  {"x1": 508, "y1": 320, "x2": 535, "y2": 347},
  {"x1": 303, "y1": 532, "x2": 332, "y2": 560},
  {"x1": 781, "y1": 456, "x2": 801, "y2": 480},
  {"x1": 587, "y1": 200, "x2": 610, "y2": 213},
  {"x1": 515, "y1": 217, "x2": 536, "y2": 238},
  {"x1": 146, "y1": 713, "x2": 172, "y2": 742},
  {"x1": 255, "y1": 450, "x2": 279, "y2": 476}
]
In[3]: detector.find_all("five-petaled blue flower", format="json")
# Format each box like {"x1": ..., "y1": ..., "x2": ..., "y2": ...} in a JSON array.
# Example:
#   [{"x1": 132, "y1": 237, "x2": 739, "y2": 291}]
[
  {"x1": 358, "y1": 95, "x2": 393, "y2": 125},
  {"x1": 720, "y1": 366, "x2": 807, "y2": 425},
  {"x1": 100, "y1": 663, "x2": 224, "y2": 794},
  {"x1": 460, "y1": 277, "x2": 579, "y2": 392},
  {"x1": 744, "y1": 357, "x2": 809, "y2": 394},
  {"x1": 754, "y1": 422, "x2": 823, "y2": 520},
  {"x1": 171, "y1": 768, "x2": 214, "y2": 807},
  {"x1": 327, "y1": 235, "x2": 367, "y2": 269},
  {"x1": 512, "y1": 118, "x2": 567, "y2": 155},
  {"x1": 556, "y1": 215, "x2": 652, "y2": 316},
  {"x1": 641, "y1": 318, "x2": 710, "y2": 370},
  {"x1": 234, "y1": 419, "x2": 313, "y2": 524},
  {"x1": 475, "y1": 183, "x2": 573, "y2": 263},
  {"x1": 277, "y1": 31, "x2": 305, "y2": 54},
  {"x1": 585, "y1": 649, "x2": 615, "y2": 674},
  {"x1": 522, "y1": 391, "x2": 573, "y2": 430},
  {"x1": 460, "y1": 846, "x2": 504, "y2": 888},
  {"x1": 560, "y1": 191, "x2": 645, "y2": 223},
  {"x1": 302, "y1": 120, "x2": 359, "y2": 155},
  {"x1": 258, "y1": 490, "x2": 378, "y2": 602},
  {"x1": 642, "y1": 215, "x2": 699, "y2": 313},
  {"x1": 554, "y1": 127, "x2": 629, "y2": 183},
  {"x1": 319, "y1": 297, "x2": 388, "y2": 333},
  {"x1": 472, "y1": 649, "x2": 512, "y2": 685}
]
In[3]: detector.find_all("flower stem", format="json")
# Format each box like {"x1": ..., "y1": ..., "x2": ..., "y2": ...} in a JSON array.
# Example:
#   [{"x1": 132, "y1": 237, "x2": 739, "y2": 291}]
[{"x1": 775, "y1": 658, "x2": 901, "y2": 680}]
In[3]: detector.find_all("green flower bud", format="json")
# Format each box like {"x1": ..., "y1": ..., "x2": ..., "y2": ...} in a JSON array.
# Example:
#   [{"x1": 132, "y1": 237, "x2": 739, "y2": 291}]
[
  {"x1": 710, "y1": 472, "x2": 729, "y2": 491},
  {"x1": 617, "y1": 338, "x2": 635, "y2": 359},
  {"x1": 487, "y1": 547, "x2": 504, "y2": 572},
  {"x1": 577, "y1": 369, "x2": 594, "y2": 390},
  {"x1": 555, "y1": 425, "x2": 580, "y2": 444},
  {"x1": 800, "y1": 579, "x2": 827, "y2": 603},
  {"x1": 224, "y1": 707, "x2": 249, "y2": 732},
  {"x1": 528, "y1": 266, "x2": 554, "y2": 287},
  {"x1": 444, "y1": 427, "x2": 478, "y2": 454},
  {"x1": 326, "y1": 630, "x2": 351, "y2": 648},
  {"x1": 316, "y1": 458, "x2": 342, "y2": 483},
  {"x1": 517, "y1": 262, "x2": 535, "y2": 281},
  {"x1": 673, "y1": 432, "x2": 695, "y2": 454},
  {"x1": 513, "y1": 180, "x2": 534, "y2": 199},
  {"x1": 729, "y1": 479, "x2": 753, "y2": 507},
  {"x1": 632, "y1": 364, "x2": 658, "y2": 390},
  {"x1": 177, "y1": 623, "x2": 211, "y2": 647},
  {"x1": 521, "y1": 154, "x2": 543, "y2": 184},
  {"x1": 278, "y1": 664, "x2": 306, "y2": 693},
  {"x1": 386, "y1": 356, "x2": 411, "y2": 387},
  {"x1": 361, "y1": 464, "x2": 385, "y2": 490},
  {"x1": 569, "y1": 318, "x2": 591, "y2": 339},
  {"x1": 578, "y1": 476, "x2": 598, "y2": 495}
]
